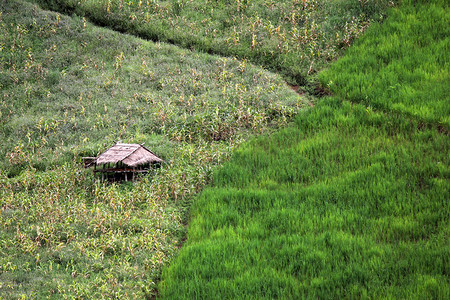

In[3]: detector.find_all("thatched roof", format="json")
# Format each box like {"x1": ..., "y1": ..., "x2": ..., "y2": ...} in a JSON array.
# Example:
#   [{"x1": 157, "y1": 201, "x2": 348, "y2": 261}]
[{"x1": 96, "y1": 143, "x2": 163, "y2": 167}]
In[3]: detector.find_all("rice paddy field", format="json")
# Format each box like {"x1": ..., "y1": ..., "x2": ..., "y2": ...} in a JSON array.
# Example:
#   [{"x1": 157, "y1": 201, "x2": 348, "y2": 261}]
[
  {"x1": 160, "y1": 0, "x2": 449, "y2": 298},
  {"x1": 1, "y1": 0, "x2": 449, "y2": 298},
  {"x1": 160, "y1": 96, "x2": 449, "y2": 298},
  {"x1": 320, "y1": 0, "x2": 449, "y2": 128}
]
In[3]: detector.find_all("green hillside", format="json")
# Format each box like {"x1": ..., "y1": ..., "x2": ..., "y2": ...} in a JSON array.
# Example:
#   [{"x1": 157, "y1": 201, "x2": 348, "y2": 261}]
[
  {"x1": 1, "y1": 0, "x2": 448, "y2": 298},
  {"x1": 161, "y1": 97, "x2": 449, "y2": 298},
  {"x1": 160, "y1": 0, "x2": 450, "y2": 298},
  {"x1": 320, "y1": 0, "x2": 450, "y2": 128},
  {"x1": 0, "y1": 0, "x2": 303, "y2": 173},
  {"x1": 29, "y1": 0, "x2": 397, "y2": 86},
  {"x1": 0, "y1": 1, "x2": 303, "y2": 298}
]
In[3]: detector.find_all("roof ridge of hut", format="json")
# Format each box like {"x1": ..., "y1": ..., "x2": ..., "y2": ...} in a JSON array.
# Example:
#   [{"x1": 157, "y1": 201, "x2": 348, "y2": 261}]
[
  {"x1": 118, "y1": 143, "x2": 140, "y2": 162},
  {"x1": 92, "y1": 142, "x2": 163, "y2": 182},
  {"x1": 95, "y1": 143, "x2": 163, "y2": 166}
]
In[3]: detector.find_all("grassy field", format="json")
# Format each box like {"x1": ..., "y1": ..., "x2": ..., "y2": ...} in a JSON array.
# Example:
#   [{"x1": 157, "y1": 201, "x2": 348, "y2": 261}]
[
  {"x1": 320, "y1": 0, "x2": 449, "y2": 128},
  {"x1": 160, "y1": 0, "x2": 450, "y2": 298},
  {"x1": 0, "y1": 1, "x2": 304, "y2": 298},
  {"x1": 29, "y1": 0, "x2": 397, "y2": 86},
  {"x1": 161, "y1": 97, "x2": 449, "y2": 299},
  {"x1": 1, "y1": 0, "x2": 447, "y2": 298},
  {"x1": 1, "y1": 0, "x2": 305, "y2": 173}
]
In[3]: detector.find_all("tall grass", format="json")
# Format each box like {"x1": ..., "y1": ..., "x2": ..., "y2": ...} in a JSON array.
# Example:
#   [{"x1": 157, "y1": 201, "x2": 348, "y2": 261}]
[
  {"x1": 320, "y1": 0, "x2": 450, "y2": 128},
  {"x1": 160, "y1": 97, "x2": 449, "y2": 299},
  {"x1": 0, "y1": 1, "x2": 304, "y2": 298},
  {"x1": 0, "y1": 0, "x2": 304, "y2": 174},
  {"x1": 28, "y1": 0, "x2": 397, "y2": 86}
]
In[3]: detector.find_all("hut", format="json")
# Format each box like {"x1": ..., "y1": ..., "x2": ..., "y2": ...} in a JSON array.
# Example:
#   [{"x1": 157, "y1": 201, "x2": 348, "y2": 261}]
[{"x1": 89, "y1": 143, "x2": 163, "y2": 182}]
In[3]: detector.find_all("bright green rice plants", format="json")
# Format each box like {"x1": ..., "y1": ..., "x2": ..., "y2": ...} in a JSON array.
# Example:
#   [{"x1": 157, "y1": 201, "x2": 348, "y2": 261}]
[
  {"x1": 160, "y1": 97, "x2": 449, "y2": 299},
  {"x1": 320, "y1": 0, "x2": 450, "y2": 128}
]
